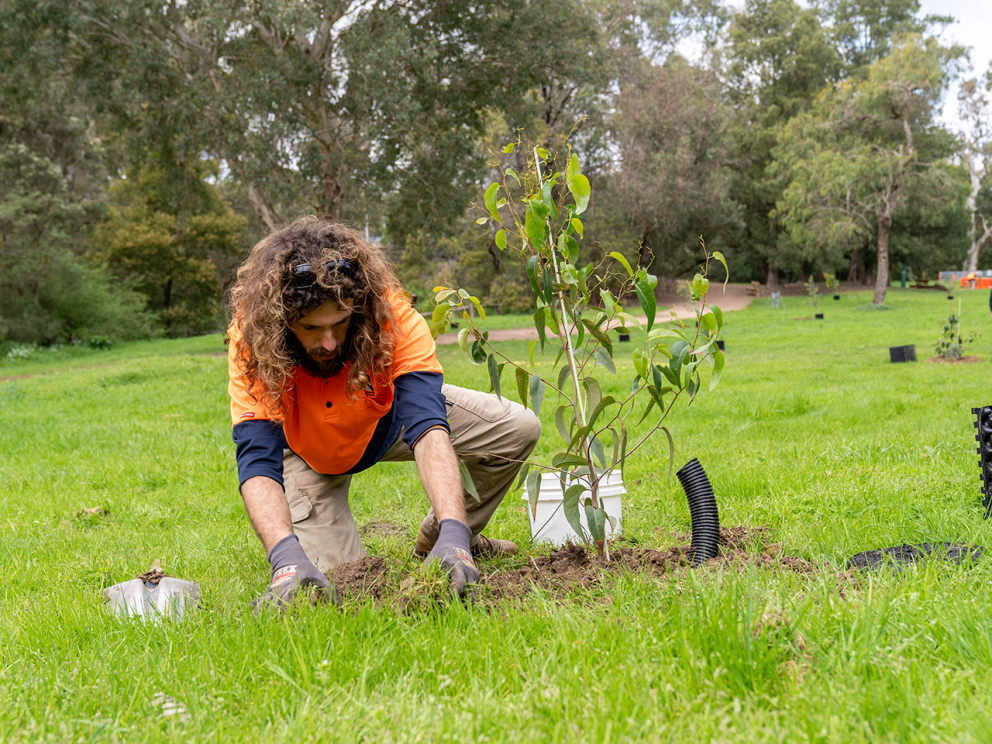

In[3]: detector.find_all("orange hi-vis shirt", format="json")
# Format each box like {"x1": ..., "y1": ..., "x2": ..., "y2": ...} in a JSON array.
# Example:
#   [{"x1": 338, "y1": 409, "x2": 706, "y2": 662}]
[{"x1": 228, "y1": 298, "x2": 446, "y2": 479}]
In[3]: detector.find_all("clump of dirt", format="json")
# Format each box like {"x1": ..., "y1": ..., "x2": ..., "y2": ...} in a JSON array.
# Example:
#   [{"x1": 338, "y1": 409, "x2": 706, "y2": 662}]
[
  {"x1": 325, "y1": 525, "x2": 828, "y2": 608},
  {"x1": 75, "y1": 506, "x2": 109, "y2": 519},
  {"x1": 328, "y1": 556, "x2": 389, "y2": 600}
]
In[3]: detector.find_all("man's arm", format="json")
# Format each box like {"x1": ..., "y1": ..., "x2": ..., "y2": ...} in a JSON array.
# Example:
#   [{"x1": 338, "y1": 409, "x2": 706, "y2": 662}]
[
  {"x1": 240, "y1": 476, "x2": 294, "y2": 553},
  {"x1": 412, "y1": 428, "x2": 468, "y2": 523}
]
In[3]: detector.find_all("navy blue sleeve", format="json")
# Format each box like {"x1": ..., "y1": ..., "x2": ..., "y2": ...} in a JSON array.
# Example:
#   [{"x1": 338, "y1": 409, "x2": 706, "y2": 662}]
[
  {"x1": 232, "y1": 420, "x2": 288, "y2": 488},
  {"x1": 988, "y1": 286, "x2": 991, "y2": 312},
  {"x1": 392, "y1": 371, "x2": 450, "y2": 449}
]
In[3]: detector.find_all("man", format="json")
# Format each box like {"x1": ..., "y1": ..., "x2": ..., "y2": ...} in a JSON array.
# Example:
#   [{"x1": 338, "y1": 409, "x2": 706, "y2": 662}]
[{"x1": 228, "y1": 218, "x2": 541, "y2": 612}]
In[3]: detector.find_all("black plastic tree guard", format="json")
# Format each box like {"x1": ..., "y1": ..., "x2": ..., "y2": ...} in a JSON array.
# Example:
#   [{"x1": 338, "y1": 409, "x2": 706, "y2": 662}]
[
  {"x1": 889, "y1": 345, "x2": 916, "y2": 363},
  {"x1": 973, "y1": 406, "x2": 992, "y2": 519},
  {"x1": 676, "y1": 458, "x2": 721, "y2": 566}
]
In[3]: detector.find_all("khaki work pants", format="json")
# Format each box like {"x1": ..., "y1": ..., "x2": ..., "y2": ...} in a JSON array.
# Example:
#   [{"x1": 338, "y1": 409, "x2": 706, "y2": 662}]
[{"x1": 282, "y1": 383, "x2": 542, "y2": 570}]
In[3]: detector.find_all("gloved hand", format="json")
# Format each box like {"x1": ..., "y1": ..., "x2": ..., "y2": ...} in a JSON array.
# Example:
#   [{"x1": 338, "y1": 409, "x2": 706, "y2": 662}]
[
  {"x1": 251, "y1": 534, "x2": 339, "y2": 615},
  {"x1": 425, "y1": 519, "x2": 480, "y2": 597}
]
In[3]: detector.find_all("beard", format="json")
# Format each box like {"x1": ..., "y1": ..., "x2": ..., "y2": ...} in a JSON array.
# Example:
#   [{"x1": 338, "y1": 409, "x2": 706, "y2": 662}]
[{"x1": 286, "y1": 332, "x2": 350, "y2": 379}]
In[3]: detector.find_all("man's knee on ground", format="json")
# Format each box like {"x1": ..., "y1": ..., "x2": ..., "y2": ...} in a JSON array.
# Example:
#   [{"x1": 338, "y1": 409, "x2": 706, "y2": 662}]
[{"x1": 515, "y1": 406, "x2": 542, "y2": 455}]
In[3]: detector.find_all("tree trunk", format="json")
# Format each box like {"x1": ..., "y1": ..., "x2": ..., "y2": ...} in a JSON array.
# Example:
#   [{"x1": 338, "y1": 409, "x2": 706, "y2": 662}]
[
  {"x1": 766, "y1": 263, "x2": 780, "y2": 290},
  {"x1": 874, "y1": 213, "x2": 892, "y2": 305},
  {"x1": 848, "y1": 246, "x2": 862, "y2": 284},
  {"x1": 964, "y1": 215, "x2": 992, "y2": 273},
  {"x1": 247, "y1": 186, "x2": 283, "y2": 234}
]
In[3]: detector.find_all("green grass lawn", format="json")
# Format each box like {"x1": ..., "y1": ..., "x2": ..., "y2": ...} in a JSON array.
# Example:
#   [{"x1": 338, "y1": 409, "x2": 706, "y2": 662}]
[{"x1": 2, "y1": 287, "x2": 992, "y2": 742}]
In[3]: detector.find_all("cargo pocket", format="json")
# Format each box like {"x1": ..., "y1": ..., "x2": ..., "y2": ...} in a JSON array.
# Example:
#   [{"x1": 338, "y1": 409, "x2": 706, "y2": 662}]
[{"x1": 287, "y1": 490, "x2": 314, "y2": 523}]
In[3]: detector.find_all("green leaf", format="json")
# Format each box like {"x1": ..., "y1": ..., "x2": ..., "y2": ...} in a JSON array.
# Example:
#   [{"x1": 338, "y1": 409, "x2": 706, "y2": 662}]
[
  {"x1": 557, "y1": 364, "x2": 571, "y2": 395},
  {"x1": 569, "y1": 174, "x2": 591, "y2": 215},
  {"x1": 429, "y1": 303, "x2": 450, "y2": 339},
  {"x1": 711, "y1": 305, "x2": 723, "y2": 333},
  {"x1": 553, "y1": 453, "x2": 588, "y2": 470},
  {"x1": 661, "y1": 426, "x2": 675, "y2": 482},
  {"x1": 469, "y1": 296, "x2": 486, "y2": 320},
  {"x1": 571, "y1": 217, "x2": 584, "y2": 238},
  {"x1": 634, "y1": 279, "x2": 656, "y2": 333},
  {"x1": 563, "y1": 484, "x2": 588, "y2": 542},
  {"x1": 525, "y1": 200, "x2": 548, "y2": 248},
  {"x1": 503, "y1": 143, "x2": 515, "y2": 153},
  {"x1": 514, "y1": 462, "x2": 530, "y2": 492},
  {"x1": 609, "y1": 251, "x2": 634, "y2": 277},
  {"x1": 583, "y1": 377, "x2": 602, "y2": 417},
  {"x1": 515, "y1": 367, "x2": 529, "y2": 409},
  {"x1": 457, "y1": 327, "x2": 469, "y2": 353},
  {"x1": 526, "y1": 471, "x2": 541, "y2": 518},
  {"x1": 589, "y1": 436, "x2": 607, "y2": 469},
  {"x1": 587, "y1": 396, "x2": 615, "y2": 431},
  {"x1": 541, "y1": 181, "x2": 557, "y2": 220},
  {"x1": 632, "y1": 348, "x2": 647, "y2": 380},
  {"x1": 566, "y1": 235, "x2": 579, "y2": 263},
  {"x1": 637, "y1": 393, "x2": 657, "y2": 426},
  {"x1": 586, "y1": 504, "x2": 606, "y2": 544},
  {"x1": 487, "y1": 354, "x2": 502, "y2": 400},
  {"x1": 543, "y1": 269, "x2": 553, "y2": 308},
  {"x1": 594, "y1": 347, "x2": 616, "y2": 374},
  {"x1": 529, "y1": 339, "x2": 536, "y2": 367},
  {"x1": 712, "y1": 251, "x2": 729, "y2": 291},
  {"x1": 566, "y1": 154, "x2": 580, "y2": 182},
  {"x1": 582, "y1": 319, "x2": 614, "y2": 356},
  {"x1": 526, "y1": 256, "x2": 543, "y2": 301},
  {"x1": 710, "y1": 349, "x2": 725, "y2": 391},
  {"x1": 460, "y1": 460, "x2": 481, "y2": 503},
  {"x1": 505, "y1": 167, "x2": 521, "y2": 186},
  {"x1": 476, "y1": 217, "x2": 488, "y2": 225},
  {"x1": 536, "y1": 147, "x2": 550, "y2": 161},
  {"x1": 530, "y1": 375, "x2": 545, "y2": 416},
  {"x1": 534, "y1": 307, "x2": 547, "y2": 352},
  {"x1": 495, "y1": 229, "x2": 507, "y2": 251},
  {"x1": 555, "y1": 404, "x2": 571, "y2": 441},
  {"x1": 470, "y1": 338, "x2": 486, "y2": 365},
  {"x1": 484, "y1": 182, "x2": 500, "y2": 221}
]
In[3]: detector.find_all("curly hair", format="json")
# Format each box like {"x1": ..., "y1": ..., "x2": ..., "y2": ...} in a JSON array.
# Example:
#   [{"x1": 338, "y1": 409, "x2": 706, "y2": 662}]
[{"x1": 230, "y1": 218, "x2": 402, "y2": 415}]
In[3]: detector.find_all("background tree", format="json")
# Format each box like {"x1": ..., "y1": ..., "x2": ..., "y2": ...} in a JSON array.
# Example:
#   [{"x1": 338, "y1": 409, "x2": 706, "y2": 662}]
[
  {"x1": 91, "y1": 165, "x2": 246, "y2": 335},
  {"x1": 773, "y1": 35, "x2": 963, "y2": 304},
  {"x1": 957, "y1": 73, "x2": 992, "y2": 272}
]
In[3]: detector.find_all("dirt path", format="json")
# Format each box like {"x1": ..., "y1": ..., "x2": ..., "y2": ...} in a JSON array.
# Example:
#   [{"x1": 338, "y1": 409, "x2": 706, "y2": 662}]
[{"x1": 435, "y1": 282, "x2": 758, "y2": 345}]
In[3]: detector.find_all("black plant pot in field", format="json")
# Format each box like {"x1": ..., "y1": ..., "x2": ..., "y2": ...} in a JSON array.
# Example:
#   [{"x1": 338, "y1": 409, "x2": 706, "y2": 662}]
[
  {"x1": 948, "y1": 295, "x2": 955, "y2": 300},
  {"x1": 618, "y1": 333, "x2": 631, "y2": 342},
  {"x1": 833, "y1": 294, "x2": 841, "y2": 300},
  {"x1": 716, "y1": 339, "x2": 725, "y2": 351},
  {"x1": 889, "y1": 344, "x2": 916, "y2": 363},
  {"x1": 815, "y1": 313, "x2": 824, "y2": 319}
]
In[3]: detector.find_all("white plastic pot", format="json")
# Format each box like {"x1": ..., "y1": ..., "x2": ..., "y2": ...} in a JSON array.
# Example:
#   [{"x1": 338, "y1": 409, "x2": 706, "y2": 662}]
[{"x1": 523, "y1": 471, "x2": 625, "y2": 546}]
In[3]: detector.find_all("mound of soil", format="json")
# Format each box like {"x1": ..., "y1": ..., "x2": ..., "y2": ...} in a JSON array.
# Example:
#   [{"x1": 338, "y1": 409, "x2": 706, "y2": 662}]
[
  {"x1": 848, "y1": 542, "x2": 984, "y2": 571},
  {"x1": 926, "y1": 356, "x2": 981, "y2": 364},
  {"x1": 326, "y1": 526, "x2": 835, "y2": 608}
]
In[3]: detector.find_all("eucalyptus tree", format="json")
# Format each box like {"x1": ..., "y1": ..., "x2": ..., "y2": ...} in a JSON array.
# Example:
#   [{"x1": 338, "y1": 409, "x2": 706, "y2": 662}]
[
  {"x1": 957, "y1": 74, "x2": 992, "y2": 272},
  {"x1": 773, "y1": 35, "x2": 963, "y2": 305},
  {"x1": 55, "y1": 0, "x2": 596, "y2": 238}
]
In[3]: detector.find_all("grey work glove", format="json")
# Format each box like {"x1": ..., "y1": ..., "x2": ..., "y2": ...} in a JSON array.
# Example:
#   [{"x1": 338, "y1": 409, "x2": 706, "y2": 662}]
[
  {"x1": 251, "y1": 534, "x2": 339, "y2": 615},
  {"x1": 425, "y1": 519, "x2": 480, "y2": 597}
]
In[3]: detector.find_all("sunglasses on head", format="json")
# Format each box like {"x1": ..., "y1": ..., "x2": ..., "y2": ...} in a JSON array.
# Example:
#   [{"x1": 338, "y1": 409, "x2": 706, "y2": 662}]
[{"x1": 288, "y1": 259, "x2": 354, "y2": 289}]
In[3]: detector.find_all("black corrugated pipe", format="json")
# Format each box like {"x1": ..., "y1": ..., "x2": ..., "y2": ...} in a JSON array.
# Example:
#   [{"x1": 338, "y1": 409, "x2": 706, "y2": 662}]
[{"x1": 676, "y1": 458, "x2": 721, "y2": 566}]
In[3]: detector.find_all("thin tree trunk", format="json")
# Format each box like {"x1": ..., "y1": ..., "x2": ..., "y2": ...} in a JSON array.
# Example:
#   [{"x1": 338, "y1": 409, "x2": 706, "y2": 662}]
[
  {"x1": 874, "y1": 211, "x2": 892, "y2": 305},
  {"x1": 848, "y1": 246, "x2": 862, "y2": 284},
  {"x1": 247, "y1": 186, "x2": 283, "y2": 234},
  {"x1": 964, "y1": 214, "x2": 992, "y2": 272}
]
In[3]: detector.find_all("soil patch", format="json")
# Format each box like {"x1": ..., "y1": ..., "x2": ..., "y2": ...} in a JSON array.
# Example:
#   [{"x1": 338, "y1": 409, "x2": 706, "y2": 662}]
[
  {"x1": 325, "y1": 526, "x2": 842, "y2": 609},
  {"x1": 926, "y1": 355, "x2": 982, "y2": 364},
  {"x1": 359, "y1": 521, "x2": 409, "y2": 537}
]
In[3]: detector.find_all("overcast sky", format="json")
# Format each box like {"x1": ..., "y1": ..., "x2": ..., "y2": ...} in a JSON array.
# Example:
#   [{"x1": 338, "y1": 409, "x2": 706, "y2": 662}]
[{"x1": 919, "y1": 0, "x2": 992, "y2": 132}]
